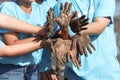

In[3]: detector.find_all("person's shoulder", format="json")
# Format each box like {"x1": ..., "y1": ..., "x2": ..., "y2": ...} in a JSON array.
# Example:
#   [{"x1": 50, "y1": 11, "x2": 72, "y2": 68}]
[
  {"x1": 32, "y1": 2, "x2": 39, "y2": 6},
  {"x1": 94, "y1": 0, "x2": 115, "y2": 5},
  {"x1": 0, "y1": 1, "x2": 17, "y2": 10},
  {"x1": 0, "y1": 2, "x2": 16, "y2": 7},
  {"x1": 32, "y1": 2, "x2": 40, "y2": 10}
]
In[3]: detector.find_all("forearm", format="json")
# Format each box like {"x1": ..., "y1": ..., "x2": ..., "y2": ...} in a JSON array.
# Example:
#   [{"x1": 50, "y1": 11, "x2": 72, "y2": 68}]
[
  {"x1": 61, "y1": 28, "x2": 70, "y2": 40},
  {"x1": 0, "y1": 14, "x2": 44, "y2": 35},
  {"x1": 0, "y1": 40, "x2": 45, "y2": 57},
  {"x1": 54, "y1": 29, "x2": 70, "y2": 39},
  {"x1": 5, "y1": 36, "x2": 43, "y2": 45},
  {"x1": 79, "y1": 17, "x2": 110, "y2": 35}
]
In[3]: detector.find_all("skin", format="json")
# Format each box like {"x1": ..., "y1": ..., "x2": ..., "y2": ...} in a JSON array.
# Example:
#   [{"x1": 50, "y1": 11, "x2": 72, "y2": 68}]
[
  {"x1": 79, "y1": 17, "x2": 110, "y2": 35},
  {"x1": 0, "y1": 14, "x2": 44, "y2": 35},
  {"x1": 3, "y1": 0, "x2": 39, "y2": 46},
  {"x1": 0, "y1": 39, "x2": 45, "y2": 57},
  {"x1": 56, "y1": 2, "x2": 72, "y2": 40},
  {"x1": 0, "y1": 13, "x2": 47, "y2": 57}
]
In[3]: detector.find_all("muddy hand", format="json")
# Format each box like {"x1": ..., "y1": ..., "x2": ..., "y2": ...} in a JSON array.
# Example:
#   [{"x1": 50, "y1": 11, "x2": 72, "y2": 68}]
[
  {"x1": 53, "y1": 38, "x2": 68, "y2": 64},
  {"x1": 71, "y1": 34, "x2": 96, "y2": 57},
  {"x1": 56, "y1": 2, "x2": 72, "y2": 29},
  {"x1": 70, "y1": 14, "x2": 89, "y2": 33},
  {"x1": 65, "y1": 39, "x2": 81, "y2": 67},
  {"x1": 45, "y1": 8, "x2": 56, "y2": 39}
]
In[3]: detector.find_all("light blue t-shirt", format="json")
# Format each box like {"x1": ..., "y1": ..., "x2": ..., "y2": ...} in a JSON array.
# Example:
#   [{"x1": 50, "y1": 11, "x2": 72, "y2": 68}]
[
  {"x1": 54, "y1": 0, "x2": 120, "y2": 80},
  {"x1": 32, "y1": 0, "x2": 58, "y2": 72},
  {"x1": 0, "y1": 41, "x2": 3, "y2": 48},
  {"x1": 0, "y1": 2, "x2": 43, "y2": 66}
]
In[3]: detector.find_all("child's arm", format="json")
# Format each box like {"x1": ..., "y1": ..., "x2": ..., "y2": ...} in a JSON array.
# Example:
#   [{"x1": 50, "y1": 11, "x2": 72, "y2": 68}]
[
  {"x1": 0, "y1": 40, "x2": 46, "y2": 57},
  {"x1": 0, "y1": 13, "x2": 45, "y2": 35}
]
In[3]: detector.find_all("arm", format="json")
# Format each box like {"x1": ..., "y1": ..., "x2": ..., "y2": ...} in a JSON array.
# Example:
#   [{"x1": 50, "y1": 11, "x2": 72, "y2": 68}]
[
  {"x1": 79, "y1": 0, "x2": 114, "y2": 35},
  {"x1": 55, "y1": 2, "x2": 72, "y2": 40},
  {"x1": 0, "y1": 13, "x2": 44, "y2": 35},
  {"x1": 3, "y1": 32, "x2": 41, "y2": 45},
  {"x1": 79, "y1": 17, "x2": 110, "y2": 35},
  {"x1": 0, "y1": 40, "x2": 45, "y2": 57}
]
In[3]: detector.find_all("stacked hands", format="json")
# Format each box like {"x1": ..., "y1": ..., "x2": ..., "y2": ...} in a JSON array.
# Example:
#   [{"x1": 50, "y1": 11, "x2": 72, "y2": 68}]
[{"x1": 40, "y1": 2, "x2": 96, "y2": 67}]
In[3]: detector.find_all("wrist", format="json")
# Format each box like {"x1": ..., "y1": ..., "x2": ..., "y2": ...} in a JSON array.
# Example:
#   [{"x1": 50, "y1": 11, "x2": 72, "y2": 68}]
[
  {"x1": 78, "y1": 30, "x2": 86, "y2": 36},
  {"x1": 34, "y1": 27, "x2": 40, "y2": 34},
  {"x1": 36, "y1": 26, "x2": 45, "y2": 36},
  {"x1": 40, "y1": 39, "x2": 47, "y2": 48}
]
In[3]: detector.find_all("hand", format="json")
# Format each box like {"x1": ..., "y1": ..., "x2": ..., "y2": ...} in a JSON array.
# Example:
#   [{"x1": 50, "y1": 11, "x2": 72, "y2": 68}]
[
  {"x1": 53, "y1": 38, "x2": 68, "y2": 64},
  {"x1": 40, "y1": 69, "x2": 58, "y2": 80},
  {"x1": 56, "y1": 2, "x2": 72, "y2": 29},
  {"x1": 66, "y1": 40, "x2": 81, "y2": 67},
  {"x1": 45, "y1": 38, "x2": 56, "y2": 57},
  {"x1": 70, "y1": 14, "x2": 89, "y2": 33},
  {"x1": 53, "y1": 38, "x2": 81, "y2": 67},
  {"x1": 70, "y1": 33, "x2": 96, "y2": 57},
  {"x1": 44, "y1": 8, "x2": 56, "y2": 39}
]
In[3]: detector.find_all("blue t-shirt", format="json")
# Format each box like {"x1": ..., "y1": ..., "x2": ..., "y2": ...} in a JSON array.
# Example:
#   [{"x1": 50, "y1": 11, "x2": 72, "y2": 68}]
[
  {"x1": 32, "y1": 0, "x2": 58, "y2": 72},
  {"x1": 0, "y1": 41, "x2": 3, "y2": 48},
  {"x1": 0, "y1": 2, "x2": 43, "y2": 66},
  {"x1": 54, "y1": 0, "x2": 120, "y2": 80}
]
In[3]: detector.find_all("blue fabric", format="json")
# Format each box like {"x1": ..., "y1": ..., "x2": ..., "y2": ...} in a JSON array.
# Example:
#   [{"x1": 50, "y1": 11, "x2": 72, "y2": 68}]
[
  {"x1": 54, "y1": 0, "x2": 120, "y2": 80},
  {"x1": 0, "y1": 41, "x2": 3, "y2": 48},
  {"x1": 0, "y1": 2, "x2": 43, "y2": 66},
  {"x1": 0, "y1": 63, "x2": 38, "y2": 80},
  {"x1": 32, "y1": 0, "x2": 58, "y2": 72}
]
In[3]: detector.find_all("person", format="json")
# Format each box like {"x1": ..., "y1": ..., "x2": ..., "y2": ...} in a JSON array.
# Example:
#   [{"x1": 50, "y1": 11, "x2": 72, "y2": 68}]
[
  {"x1": 53, "y1": 0, "x2": 120, "y2": 80},
  {"x1": 0, "y1": 13, "x2": 45, "y2": 57},
  {"x1": 33, "y1": 0, "x2": 59, "y2": 80},
  {"x1": 0, "y1": 0, "x2": 52, "y2": 80}
]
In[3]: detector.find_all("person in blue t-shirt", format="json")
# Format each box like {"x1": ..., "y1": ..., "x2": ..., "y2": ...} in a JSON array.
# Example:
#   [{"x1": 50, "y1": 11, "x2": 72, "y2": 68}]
[
  {"x1": 0, "y1": 0, "x2": 55, "y2": 80},
  {"x1": 53, "y1": 0, "x2": 120, "y2": 80},
  {"x1": 0, "y1": 0, "x2": 59, "y2": 79}
]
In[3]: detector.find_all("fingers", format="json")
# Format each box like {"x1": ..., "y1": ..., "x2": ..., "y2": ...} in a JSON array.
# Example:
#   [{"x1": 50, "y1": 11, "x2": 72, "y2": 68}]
[
  {"x1": 70, "y1": 39, "x2": 77, "y2": 50},
  {"x1": 51, "y1": 74, "x2": 58, "y2": 80},
  {"x1": 46, "y1": 16, "x2": 50, "y2": 23},
  {"x1": 89, "y1": 42, "x2": 96, "y2": 51},
  {"x1": 71, "y1": 11, "x2": 78, "y2": 20},
  {"x1": 82, "y1": 46, "x2": 88, "y2": 57},
  {"x1": 81, "y1": 18, "x2": 89, "y2": 23},
  {"x1": 47, "y1": 8, "x2": 55, "y2": 22},
  {"x1": 51, "y1": 45, "x2": 56, "y2": 57},
  {"x1": 77, "y1": 40, "x2": 84, "y2": 55},
  {"x1": 47, "y1": 8, "x2": 53, "y2": 17},
  {"x1": 78, "y1": 15, "x2": 86, "y2": 21},
  {"x1": 57, "y1": 53, "x2": 66, "y2": 64},
  {"x1": 60, "y1": 3, "x2": 63, "y2": 11},
  {"x1": 67, "y1": 51, "x2": 71, "y2": 62},
  {"x1": 78, "y1": 16, "x2": 89, "y2": 27},
  {"x1": 67, "y1": 3, "x2": 72, "y2": 13},
  {"x1": 61, "y1": 2, "x2": 72, "y2": 14},
  {"x1": 63, "y1": 2, "x2": 69, "y2": 13},
  {"x1": 71, "y1": 55, "x2": 80, "y2": 67},
  {"x1": 77, "y1": 53, "x2": 81, "y2": 66},
  {"x1": 87, "y1": 45, "x2": 92, "y2": 54}
]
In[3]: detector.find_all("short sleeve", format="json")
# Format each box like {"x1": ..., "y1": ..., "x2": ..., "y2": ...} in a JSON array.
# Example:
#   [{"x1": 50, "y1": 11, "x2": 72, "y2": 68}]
[
  {"x1": 0, "y1": 2, "x2": 16, "y2": 33},
  {"x1": 94, "y1": 0, "x2": 115, "y2": 22}
]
